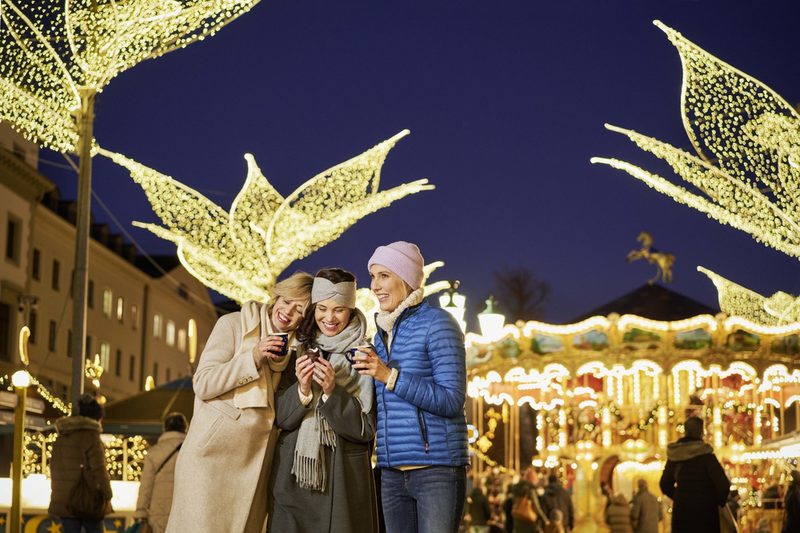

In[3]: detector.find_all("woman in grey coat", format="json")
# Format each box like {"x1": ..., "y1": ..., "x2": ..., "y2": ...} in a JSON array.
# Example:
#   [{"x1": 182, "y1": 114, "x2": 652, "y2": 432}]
[{"x1": 268, "y1": 268, "x2": 378, "y2": 533}]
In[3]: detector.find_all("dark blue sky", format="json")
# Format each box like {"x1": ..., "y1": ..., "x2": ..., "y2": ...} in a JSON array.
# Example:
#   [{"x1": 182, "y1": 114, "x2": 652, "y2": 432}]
[{"x1": 43, "y1": 0, "x2": 800, "y2": 324}]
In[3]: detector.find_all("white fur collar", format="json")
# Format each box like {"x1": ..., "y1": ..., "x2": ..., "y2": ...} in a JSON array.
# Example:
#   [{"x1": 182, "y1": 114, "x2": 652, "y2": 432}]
[{"x1": 376, "y1": 288, "x2": 425, "y2": 333}]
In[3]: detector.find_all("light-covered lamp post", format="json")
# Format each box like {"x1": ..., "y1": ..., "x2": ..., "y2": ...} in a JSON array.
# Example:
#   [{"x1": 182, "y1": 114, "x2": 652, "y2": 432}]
[
  {"x1": 10, "y1": 369, "x2": 31, "y2": 533},
  {"x1": 438, "y1": 280, "x2": 467, "y2": 333},
  {"x1": 478, "y1": 296, "x2": 506, "y2": 342}
]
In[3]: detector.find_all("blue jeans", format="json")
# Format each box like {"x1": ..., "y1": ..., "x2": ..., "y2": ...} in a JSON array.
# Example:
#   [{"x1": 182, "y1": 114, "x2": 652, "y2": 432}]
[
  {"x1": 60, "y1": 517, "x2": 104, "y2": 533},
  {"x1": 381, "y1": 466, "x2": 467, "y2": 533}
]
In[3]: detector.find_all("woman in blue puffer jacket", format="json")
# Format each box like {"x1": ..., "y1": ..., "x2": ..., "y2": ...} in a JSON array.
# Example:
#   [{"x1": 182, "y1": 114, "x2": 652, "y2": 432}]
[{"x1": 353, "y1": 241, "x2": 468, "y2": 533}]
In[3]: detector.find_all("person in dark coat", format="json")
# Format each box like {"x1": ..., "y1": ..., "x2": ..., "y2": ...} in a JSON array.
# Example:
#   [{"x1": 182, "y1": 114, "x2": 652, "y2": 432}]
[
  {"x1": 49, "y1": 394, "x2": 113, "y2": 533},
  {"x1": 541, "y1": 475, "x2": 574, "y2": 531},
  {"x1": 783, "y1": 470, "x2": 800, "y2": 533},
  {"x1": 659, "y1": 416, "x2": 730, "y2": 533},
  {"x1": 268, "y1": 269, "x2": 378, "y2": 533}
]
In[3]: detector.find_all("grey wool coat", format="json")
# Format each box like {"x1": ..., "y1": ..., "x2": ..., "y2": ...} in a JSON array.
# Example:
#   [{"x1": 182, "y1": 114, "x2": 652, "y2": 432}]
[
  {"x1": 630, "y1": 487, "x2": 662, "y2": 533},
  {"x1": 267, "y1": 352, "x2": 379, "y2": 533}
]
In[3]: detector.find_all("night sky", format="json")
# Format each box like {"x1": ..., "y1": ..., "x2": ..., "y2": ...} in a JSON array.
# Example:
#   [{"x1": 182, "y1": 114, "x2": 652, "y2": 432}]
[{"x1": 41, "y1": 0, "x2": 800, "y2": 325}]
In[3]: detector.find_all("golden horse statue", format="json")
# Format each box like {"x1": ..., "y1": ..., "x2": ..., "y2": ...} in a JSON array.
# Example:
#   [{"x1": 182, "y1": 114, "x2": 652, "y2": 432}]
[{"x1": 626, "y1": 231, "x2": 675, "y2": 284}]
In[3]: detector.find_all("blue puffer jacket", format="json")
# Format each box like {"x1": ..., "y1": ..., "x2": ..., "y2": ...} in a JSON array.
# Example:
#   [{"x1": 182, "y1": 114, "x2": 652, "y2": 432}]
[{"x1": 373, "y1": 301, "x2": 468, "y2": 468}]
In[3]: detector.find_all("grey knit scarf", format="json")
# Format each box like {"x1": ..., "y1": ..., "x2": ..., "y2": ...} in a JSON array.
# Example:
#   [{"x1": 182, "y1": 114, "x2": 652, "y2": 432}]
[{"x1": 291, "y1": 309, "x2": 373, "y2": 491}]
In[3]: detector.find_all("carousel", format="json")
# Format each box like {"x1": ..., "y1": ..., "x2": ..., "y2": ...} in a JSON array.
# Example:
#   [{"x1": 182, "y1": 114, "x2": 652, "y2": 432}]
[{"x1": 463, "y1": 283, "x2": 800, "y2": 532}]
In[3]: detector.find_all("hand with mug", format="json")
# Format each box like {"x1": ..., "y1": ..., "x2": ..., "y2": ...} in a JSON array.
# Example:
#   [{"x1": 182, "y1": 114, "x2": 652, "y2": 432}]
[
  {"x1": 352, "y1": 344, "x2": 391, "y2": 383},
  {"x1": 253, "y1": 333, "x2": 289, "y2": 369}
]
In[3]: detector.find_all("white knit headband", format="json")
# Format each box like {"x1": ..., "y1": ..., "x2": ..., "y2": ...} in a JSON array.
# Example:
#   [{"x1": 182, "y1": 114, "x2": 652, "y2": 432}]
[{"x1": 311, "y1": 277, "x2": 357, "y2": 308}]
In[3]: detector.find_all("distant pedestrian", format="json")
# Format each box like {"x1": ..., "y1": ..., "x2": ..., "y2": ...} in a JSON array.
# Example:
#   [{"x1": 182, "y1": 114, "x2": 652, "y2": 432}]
[
  {"x1": 167, "y1": 271, "x2": 313, "y2": 533},
  {"x1": 134, "y1": 413, "x2": 188, "y2": 533},
  {"x1": 605, "y1": 494, "x2": 633, "y2": 533},
  {"x1": 630, "y1": 479, "x2": 662, "y2": 533},
  {"x1": 783, "y1": 470, "x2": 800, "y2": 533},
  {"x1": 542, "y1": 509, "x2": 565, "y2": 533},
  {"x1": 49, "y1": 394, "x2": 113, "y2": 533},
  {"x1": 659, "y1": 416, "x2": 730, "y2": 533},
  {"x1": 541, "y1": 475, "x2": 574, "y2": 532},
  {"x1": 467, "y1": 481, "x2": 492, "y2": 533}
]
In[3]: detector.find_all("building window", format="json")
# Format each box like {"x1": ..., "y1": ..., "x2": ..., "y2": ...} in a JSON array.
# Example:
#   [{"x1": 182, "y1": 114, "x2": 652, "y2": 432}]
[
  {"x1": 115, "y1": 349, "x2": 122, "y2": 377},
  {"x1": 52, "y1": 260, "x2": 60, "y2": 291},
  {"x1": 99, "y1": 342, "x2": 110, "y2": 370},
  {"x1": 102, "y1": 289, "x2": 113, "y2": 317},
  {"x1": 48, "y1": 320, "x2": 57, "y2": 352},
  {"x1": 178, "y1": 283, "x2": 189, "y2": 300},
  {"x1": 116, "y1": 297, "x2": 124, "y2": 322},
  {"x1": 131, "y1": 305, "x2": 138, "y2": 330},
  {"x1": 166, "y1": 320, "x2": 176, "y2": 346},
  {"x1": 0, "y1": 303, "x2": 10, "y2": 361},
  {"x1": 177, "y1": 328, "x2": 187, "y2": 352},
  {"x1": 5, "y1": 215, "x2": 21, "y2": 264},
  {"x1": 153, "y1": 362, "x2": 159, "y2": 383},
  {"x1": 28, "y1": 310, "x2": 37, "y2": 344},
  {"x1": 129, "y1": 354, "x2": 136, "y2": 382},
  {"x1": 85, "y1": 335, "x2": 92, "y2": 359},
  {"x1": 166, "y1": 367, "x2": 172, "y2": 382},
  {"x1": 67, "y1": 329, "x2": 73, "y2": 358},
  {"x1": 153, "y1": 314, "x2": 163, "y2": 339},
  {"x1": 32, "y1": 249, "x2": 40, "y2": 281},
  {"x1": 87, "y1": 280, "x2": 94, "y2": 309}
]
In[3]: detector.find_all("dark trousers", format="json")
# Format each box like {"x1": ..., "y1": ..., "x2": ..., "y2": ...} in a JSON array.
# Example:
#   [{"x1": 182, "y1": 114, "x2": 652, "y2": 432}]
[{"x1": 60, "y1": 517, "x2": 104, "y2": 533}]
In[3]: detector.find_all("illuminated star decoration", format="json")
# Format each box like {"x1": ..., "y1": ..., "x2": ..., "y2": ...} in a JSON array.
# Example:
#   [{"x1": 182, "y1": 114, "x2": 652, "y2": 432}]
[
  {"x1": 100, "y1": 130, "x2": 435, "y2": 304},
  {"x1": 0, "y1": 0, "x2": 259, "y2": 153},
  {"x1": 591, "y1": 21, "x2": 800, "y2": 323}
]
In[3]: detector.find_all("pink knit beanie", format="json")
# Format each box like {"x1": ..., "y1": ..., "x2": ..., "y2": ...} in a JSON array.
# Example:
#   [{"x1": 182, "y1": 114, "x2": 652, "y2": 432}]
[{"x1": 368, "y1": 241, "x2": 425, "y2": 289}]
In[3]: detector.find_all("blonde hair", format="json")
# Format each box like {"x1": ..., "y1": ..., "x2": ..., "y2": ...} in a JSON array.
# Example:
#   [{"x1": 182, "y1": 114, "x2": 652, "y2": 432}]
[{"x1": 268, "y1": 271, "x2": 313, "y2": 312}]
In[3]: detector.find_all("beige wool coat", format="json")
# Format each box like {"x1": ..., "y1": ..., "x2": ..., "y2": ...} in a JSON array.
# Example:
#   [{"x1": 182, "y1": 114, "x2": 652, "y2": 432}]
[
  {"x1": 167, "y1": 302, "x2": 291, "y2": 533},
  {"x1": 135, "y1": 431, "x2": 186, "y2": 533}
]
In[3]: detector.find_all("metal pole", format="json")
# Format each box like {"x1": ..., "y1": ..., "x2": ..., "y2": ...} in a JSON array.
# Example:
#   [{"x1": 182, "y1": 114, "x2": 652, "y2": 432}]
[
  {"x1": 70, "y1": 90, "x2": 96, "y2": 411},
  {"x1": 10, "y1": 386, "x2": 27, "y2": 532}
]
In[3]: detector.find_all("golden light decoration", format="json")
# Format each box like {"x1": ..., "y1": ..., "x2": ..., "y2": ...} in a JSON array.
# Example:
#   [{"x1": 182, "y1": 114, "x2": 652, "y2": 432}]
[
  {"x1": 100, "y1": 130, "x2": 435, "y2": 304},
  {"x1": 105, "y1": 435, "x2": 149, "y2": 481},
  {"x1": 698, "y1": 266, "x2": 800, "y2": 325},
  {"x1": 85, "y1": 354, "x2": 104, "y2": 389},
  {"x1": 17, "y1": 326, "x2": 29, "y2": 366},
  {"x1": 0, "y1": 0, "x2": 259, "y2": 152},
  {"x1": 592, "y1": 21, "x2": 800, "y2": 325}
]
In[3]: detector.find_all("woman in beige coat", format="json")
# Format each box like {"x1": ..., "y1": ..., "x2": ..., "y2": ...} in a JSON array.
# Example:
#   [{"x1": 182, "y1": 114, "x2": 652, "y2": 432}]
[{"x1": 167, "y1": 272, "x2": 313, "y2": 533}]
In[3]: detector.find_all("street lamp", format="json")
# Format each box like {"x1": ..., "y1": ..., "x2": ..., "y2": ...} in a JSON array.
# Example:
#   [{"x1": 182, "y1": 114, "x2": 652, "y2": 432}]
[
  {"x1": 10, "y1": 369, "x2": 31, "y2": 533},
  {"x1": 478, "y1": 296, "x2": 506, "y2": 342},
  {"x1": 438, "y1": 280, "x2": 467, "y2": 333}
]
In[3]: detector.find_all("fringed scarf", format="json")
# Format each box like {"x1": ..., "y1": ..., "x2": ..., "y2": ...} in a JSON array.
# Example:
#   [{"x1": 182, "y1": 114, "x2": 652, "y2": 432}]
[{"x1": 291, "y1": 309, "x2": 373, "y2": 491}]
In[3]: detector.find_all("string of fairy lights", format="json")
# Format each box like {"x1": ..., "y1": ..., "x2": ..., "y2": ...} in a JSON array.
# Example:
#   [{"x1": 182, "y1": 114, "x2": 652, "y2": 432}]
[
  {"x1": 0, "y1": 0, "x2": 260, "y2": 153},
  {"x1": 592, "y1": 20, "x2": 800, "y2": 326}
]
